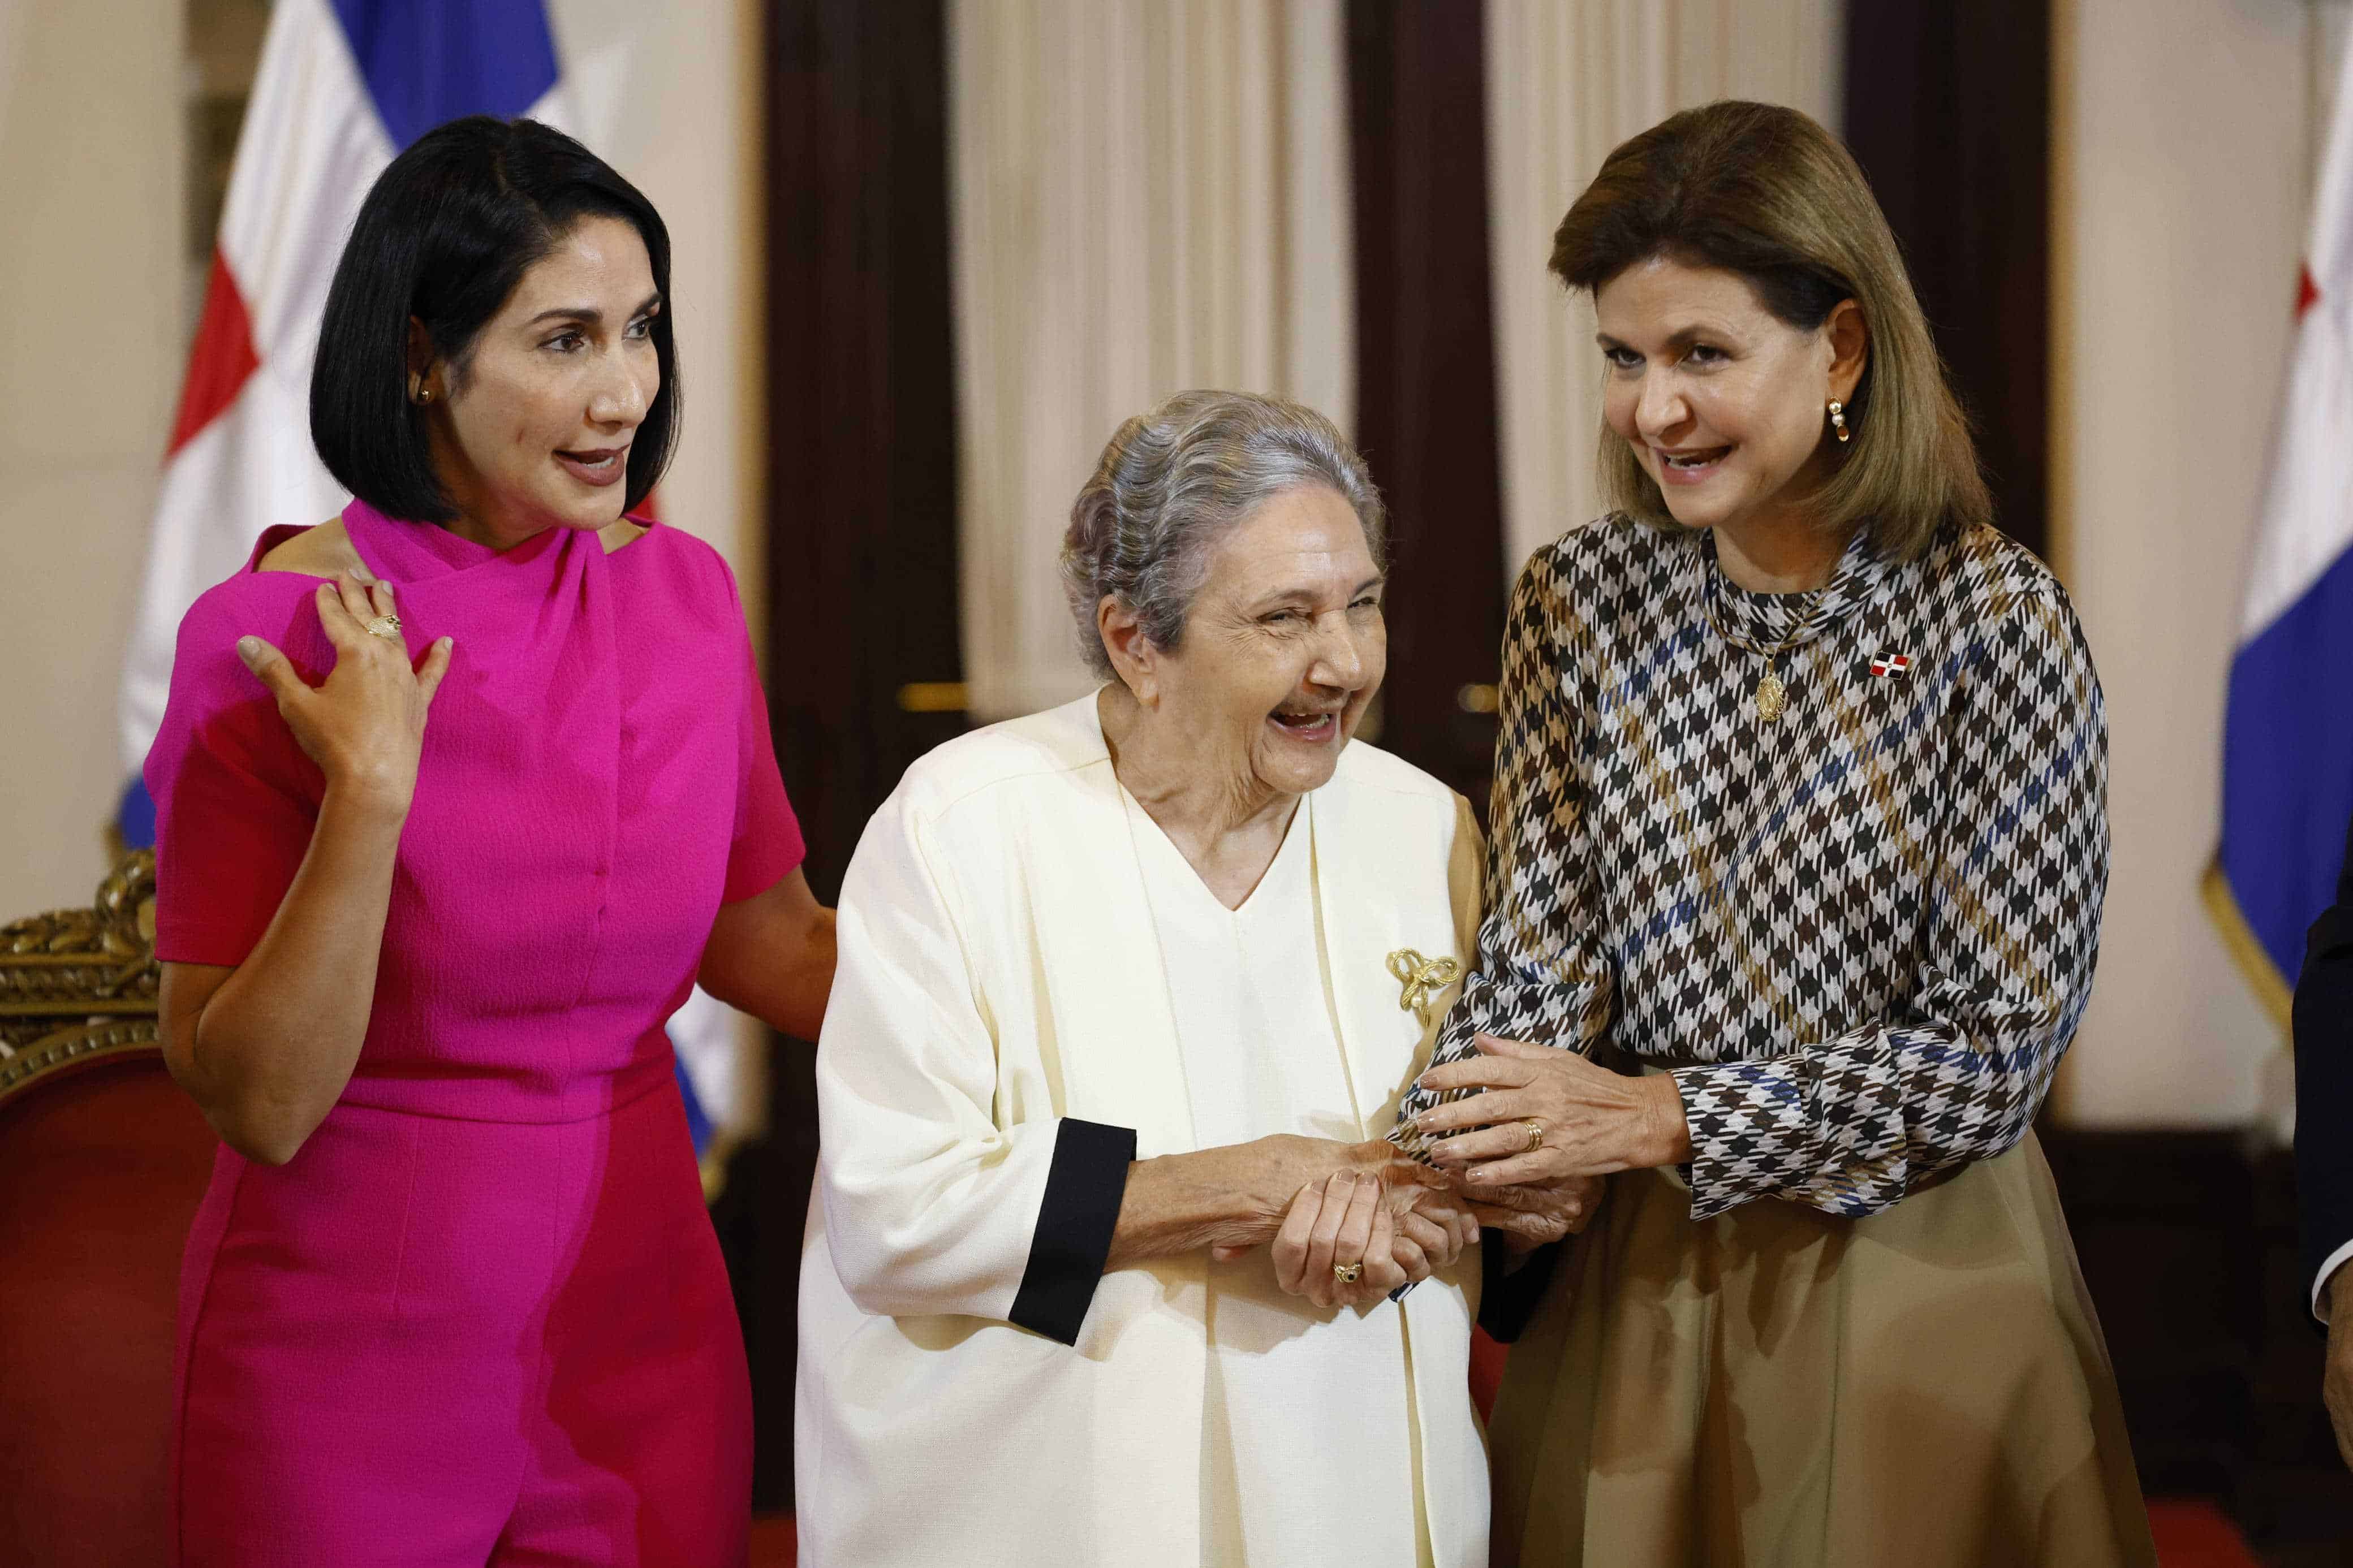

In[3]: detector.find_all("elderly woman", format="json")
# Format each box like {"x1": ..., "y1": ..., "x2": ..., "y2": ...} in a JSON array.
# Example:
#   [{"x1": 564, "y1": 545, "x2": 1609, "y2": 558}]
[
  {"x1": 1391, "y1": 103, "x2": 2158, "y2": 1566},
  {"x1": 796, "y1": 391, "x2": 1499, "y2": 1567},
  {"x1": 148, "y1": 118, "x2": 833, "y2": 1563}
]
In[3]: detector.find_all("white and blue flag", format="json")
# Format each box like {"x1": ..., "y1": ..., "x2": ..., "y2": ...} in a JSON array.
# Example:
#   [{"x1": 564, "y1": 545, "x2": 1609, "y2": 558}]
[{"x1": 2212, "y1": 38, "x2": 2353, "y2": 1021}]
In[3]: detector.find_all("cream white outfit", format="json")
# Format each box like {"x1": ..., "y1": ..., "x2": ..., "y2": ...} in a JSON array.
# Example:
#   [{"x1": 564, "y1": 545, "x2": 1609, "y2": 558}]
[{"x1": 795, "y1": 693, "x2": 1486, "y2": 1568}]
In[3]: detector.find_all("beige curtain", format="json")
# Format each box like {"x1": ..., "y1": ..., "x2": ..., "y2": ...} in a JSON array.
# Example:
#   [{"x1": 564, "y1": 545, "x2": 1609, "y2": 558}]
[
  {"x1": 1484, "y1": 0, "x2": 1844, "y2": 576},
  {"x1": 948, "y1": 0, "x2": 1354, "y2": 722}
]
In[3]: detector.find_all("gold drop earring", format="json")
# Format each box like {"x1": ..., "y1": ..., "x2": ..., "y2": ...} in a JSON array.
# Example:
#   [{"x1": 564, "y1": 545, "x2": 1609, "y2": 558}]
[{"x1": 1828, "y1": 399, "x2": 1850, "y2": 443}]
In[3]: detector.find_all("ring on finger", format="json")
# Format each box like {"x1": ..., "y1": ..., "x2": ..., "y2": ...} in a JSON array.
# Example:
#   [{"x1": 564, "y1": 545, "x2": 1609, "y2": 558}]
[
  {"x1": 1332, "y1": 1260, "x2": 1363, "y2": 1285},
  {"x1": 363, "y1": 615, "x2": 403, "y2": 640},
  {"x1": 1522, "y1": 1119, "x2": 1545, "y2": 1154}
]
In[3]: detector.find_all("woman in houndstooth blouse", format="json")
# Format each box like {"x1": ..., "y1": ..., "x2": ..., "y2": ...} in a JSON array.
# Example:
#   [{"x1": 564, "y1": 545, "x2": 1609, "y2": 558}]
[{"x1": 1393, "y1": 102, "x2": 2157, "y2": 1567}]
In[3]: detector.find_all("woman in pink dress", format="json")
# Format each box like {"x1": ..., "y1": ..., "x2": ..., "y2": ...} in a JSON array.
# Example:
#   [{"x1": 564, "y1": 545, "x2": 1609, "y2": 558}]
[{"x1": 145, "y1": 117, "x2": 832, "y2": 1566}]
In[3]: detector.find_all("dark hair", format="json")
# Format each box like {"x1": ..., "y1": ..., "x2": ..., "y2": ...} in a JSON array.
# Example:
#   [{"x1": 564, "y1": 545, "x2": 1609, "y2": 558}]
[
  {"x1": 1551, "y1": 100, "x2": 1988, "y2": 558},
  {"x1": 310, "y1": 116, "x2": 679, "y2": 523}
]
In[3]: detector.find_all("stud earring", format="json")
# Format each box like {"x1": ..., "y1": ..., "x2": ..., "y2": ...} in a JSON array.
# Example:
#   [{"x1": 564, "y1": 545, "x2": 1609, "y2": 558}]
[
  {"x1": 410, "y1": 374, "x2": 433, "y2": 405},
  {"x1": 1828, "y1": 400, "x2": 1850, "y2": 443}
]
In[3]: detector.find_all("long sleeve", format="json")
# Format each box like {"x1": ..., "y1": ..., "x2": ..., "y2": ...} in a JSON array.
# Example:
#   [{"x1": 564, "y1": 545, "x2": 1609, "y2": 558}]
[
  {"x1": 816, "y1": 784, "x2": 1134, "y2": 1346},
  {"x1": 1671, "y1": 586, "x2": 2110, "y2": 1219},
  {"x1": 1392, "y1": 547, "x2": 1618, "y2": 1158},
  {"x1": 2295, "y1": 806, "x2": 2353, "y2": 1320}
]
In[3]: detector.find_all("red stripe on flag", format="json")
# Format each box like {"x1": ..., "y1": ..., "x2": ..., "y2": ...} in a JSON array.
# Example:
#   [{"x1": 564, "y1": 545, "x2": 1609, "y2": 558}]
[
  {"x1": 167, "y1": 248, "x2": 261, "y2": 459},
  {"x1": 2298, "y1": 264, "x2": 2320, "y2": 319}
]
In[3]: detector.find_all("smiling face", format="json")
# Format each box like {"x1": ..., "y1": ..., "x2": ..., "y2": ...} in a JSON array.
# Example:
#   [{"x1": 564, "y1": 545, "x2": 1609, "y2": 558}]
[
  {"x1": 1141, "y1": 485, "x2": 1387, "y2": 804},
  {"x1": 416, "y1": 214, "x2": 662, "y2": 549},
  {"x1": 1594, "y1": 255, "x2": 1863, "y2": 543}
]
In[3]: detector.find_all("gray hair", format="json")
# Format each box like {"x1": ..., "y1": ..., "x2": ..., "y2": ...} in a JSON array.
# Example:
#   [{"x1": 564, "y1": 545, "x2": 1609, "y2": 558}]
[{"x1": 1059, "y1": 390, "x2": 1386, "y2": 679}]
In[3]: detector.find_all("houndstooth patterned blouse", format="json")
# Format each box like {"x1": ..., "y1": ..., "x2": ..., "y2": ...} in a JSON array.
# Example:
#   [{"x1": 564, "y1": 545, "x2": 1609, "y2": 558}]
[{"x1": 1391, "y1": 515, "x2": 2109, "y2": 1221}]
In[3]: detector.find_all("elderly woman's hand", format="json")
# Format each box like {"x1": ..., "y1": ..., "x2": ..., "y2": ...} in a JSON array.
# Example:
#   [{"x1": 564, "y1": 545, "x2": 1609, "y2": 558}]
[
  {"x1": 1268, "y1": 1172, "x2": 1409, "y2": 1308},
  {"x1": 1413, "y1": 1034, "x2": 1692, "y2": 1187},
  {"x1": 1466, "y1": 1173, "x2": 1606, "y2": 1252},
  {"x1": 1386, "y1": 1183, "x2": 1483, "y2": 1282},
  {"x1": 1216, "y1": 1134, "x2": 1443, "y2": 1245}
]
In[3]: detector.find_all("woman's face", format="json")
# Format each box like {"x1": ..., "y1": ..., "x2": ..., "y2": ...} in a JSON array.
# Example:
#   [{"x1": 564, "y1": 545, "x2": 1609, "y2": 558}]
[
  {"x1": 1593, "y1": 256, "x2": 1859, "y2": 539},
  {"x1": 1148, "y1": 485, "x2": 1387, "y2": 802},
  {"x1": 419, "y1": 215, "x2": 661, "y2": 548}
]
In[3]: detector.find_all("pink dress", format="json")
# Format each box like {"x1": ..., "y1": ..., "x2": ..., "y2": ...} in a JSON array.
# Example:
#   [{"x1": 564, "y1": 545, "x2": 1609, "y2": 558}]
[{"x1": 145, "y1": 499, "x2": 804, "y2": 1567}]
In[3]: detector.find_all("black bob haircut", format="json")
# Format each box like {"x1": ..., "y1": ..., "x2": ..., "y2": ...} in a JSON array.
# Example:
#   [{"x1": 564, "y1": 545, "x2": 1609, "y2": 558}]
[{"x1": 310, "y1": 116, "x2": 678, "y2": 524}]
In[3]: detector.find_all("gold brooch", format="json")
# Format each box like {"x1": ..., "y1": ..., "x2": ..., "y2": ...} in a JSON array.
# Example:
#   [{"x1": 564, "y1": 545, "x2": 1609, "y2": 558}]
[{"x1": 1386, "y1": 949, "x2": 1460, "y2": 1026}]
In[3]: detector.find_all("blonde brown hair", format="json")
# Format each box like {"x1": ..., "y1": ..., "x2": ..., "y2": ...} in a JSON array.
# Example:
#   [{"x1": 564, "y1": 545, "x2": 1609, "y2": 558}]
[{"x1": 1552, "y1": 100, "x2": 1989, "y2": 558}]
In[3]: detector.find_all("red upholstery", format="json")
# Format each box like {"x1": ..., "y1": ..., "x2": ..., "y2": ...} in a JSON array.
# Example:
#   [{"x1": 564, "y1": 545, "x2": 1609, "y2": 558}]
[{"x1": 0, "y1": 1056, "x2": 217, "y2": 1565}]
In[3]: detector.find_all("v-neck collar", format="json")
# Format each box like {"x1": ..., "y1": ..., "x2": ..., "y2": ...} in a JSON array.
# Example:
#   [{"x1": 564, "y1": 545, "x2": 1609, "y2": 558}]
[{"x1": 1119, "y1": 784, "x2": 1309, "y2": 920}]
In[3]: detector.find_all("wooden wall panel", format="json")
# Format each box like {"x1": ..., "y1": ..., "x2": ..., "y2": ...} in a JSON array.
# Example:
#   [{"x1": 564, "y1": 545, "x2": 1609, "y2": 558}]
[
  {"x1": 1344, "y1": 0, "x2": 1509, "y2": 813},
  {"x1": 728, "y1": 0, "x2": 963, "y2": 1510}
]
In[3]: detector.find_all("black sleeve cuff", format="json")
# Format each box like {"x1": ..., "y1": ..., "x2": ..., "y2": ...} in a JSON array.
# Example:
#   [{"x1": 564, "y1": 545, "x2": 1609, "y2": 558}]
[
  {"x1": 1008, "y1": 1118, "x2": 1137, "y2": 1345},
  {"x1": 1477, "y1": 1234, "x2": 1564, "y2": 1344}
]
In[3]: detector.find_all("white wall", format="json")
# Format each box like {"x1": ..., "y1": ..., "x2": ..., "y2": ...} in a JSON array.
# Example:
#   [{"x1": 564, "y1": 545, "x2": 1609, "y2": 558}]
[
  {"x1": 0, "y1": 0, "x2": 183, "y2": 919},
  {"x1": 2049, "y1": 0, "x2": 2328, "y2": 1126}
]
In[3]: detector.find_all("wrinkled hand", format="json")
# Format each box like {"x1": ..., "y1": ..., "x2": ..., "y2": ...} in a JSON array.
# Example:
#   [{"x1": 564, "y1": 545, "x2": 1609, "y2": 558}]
[
  {"x1": 2329, "y1": 1267, "x2": 2353, "y2": 1469},
  {"x1": 1269, "y1": 1171, "x2": 1408, "y2": 1308},
  {"x1": 236, "y1": 572, "x2": 453, "y2": 813},
  {"x1": 1466, "y1": 1172, "x2": 1606, "y2": 1252},
  {"x1": 1216, "y1": 1134, "x2": 1450, "y2": 1251},
  {"x1": 1217, "y1": 1161, "x2": 1476, "y2": 1294},
  {"x1": 1387, "y1": 1182, "x2": 1483, "y2": 1283},
  {"x1": 1413, "y1": 1034, "x2": 1689, "y2": 1187}
]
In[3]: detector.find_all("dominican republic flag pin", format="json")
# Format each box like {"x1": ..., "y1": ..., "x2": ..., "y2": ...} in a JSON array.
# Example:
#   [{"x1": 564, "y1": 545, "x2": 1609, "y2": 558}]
[{"x1": 1869, "y1": 653, "x2": 1912, "y2": 678}]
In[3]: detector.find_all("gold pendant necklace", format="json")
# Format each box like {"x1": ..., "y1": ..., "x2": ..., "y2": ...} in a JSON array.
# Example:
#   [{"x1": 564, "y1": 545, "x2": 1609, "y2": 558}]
[{"x1": 1701, "y1": 572, "x2": 1824, "y2": 727}]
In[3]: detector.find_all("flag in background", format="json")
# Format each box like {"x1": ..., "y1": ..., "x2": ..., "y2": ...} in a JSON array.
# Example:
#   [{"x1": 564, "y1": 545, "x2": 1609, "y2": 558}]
[
  {"x1": 2210, "y1": 36, "x2": 2353, "y2": 1025},
  {"x1": 118, "y1": 0, "x2": 738, "y2": 1162}
]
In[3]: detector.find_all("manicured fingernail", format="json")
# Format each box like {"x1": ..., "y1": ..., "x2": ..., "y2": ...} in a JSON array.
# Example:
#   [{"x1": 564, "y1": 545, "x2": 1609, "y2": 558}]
[
  {"x1": 235, "y1": 636, "x2": 261, "y2": 663},
  {"x1": 380, "y1": 581, "x2": 395, "y2": 598}
]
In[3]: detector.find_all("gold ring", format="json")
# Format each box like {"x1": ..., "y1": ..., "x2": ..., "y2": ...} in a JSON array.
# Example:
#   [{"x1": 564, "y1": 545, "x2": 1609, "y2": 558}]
[
  {"x1": 363, "y1": 615, "x2": 403, "y2": 641},
  {"x1": 1333, "y1": 1261, "x2": 1363, "y2": 1285},
  {"x1": 1522, "y1": 1120, "x2": 1544, "y2": 1154}
]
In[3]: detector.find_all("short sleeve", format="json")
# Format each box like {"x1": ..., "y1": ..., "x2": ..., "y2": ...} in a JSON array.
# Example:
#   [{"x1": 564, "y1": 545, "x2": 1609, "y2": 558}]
[
  {"x1": 141, "y1": 595, "x2": 325, "y2": 966},
  {"x1": 722, "y1": 629, "x2": 805, "y2": 902}
]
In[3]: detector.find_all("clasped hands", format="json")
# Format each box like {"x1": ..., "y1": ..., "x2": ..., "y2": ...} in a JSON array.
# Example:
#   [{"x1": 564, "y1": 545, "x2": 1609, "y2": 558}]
[
  {"x1": 1241, "y1": 1151, "x2": 1601, "y2": 1310},
  {"x1": 1232, "y1": 1164, "x2": 1476, "y2": 1310}
]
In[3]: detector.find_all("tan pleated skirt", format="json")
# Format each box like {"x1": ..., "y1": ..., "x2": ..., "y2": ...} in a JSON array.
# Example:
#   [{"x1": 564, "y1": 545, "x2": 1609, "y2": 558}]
[{"x1": 1488, "y1": 1131, "x2": 2160, "y2": 1568}]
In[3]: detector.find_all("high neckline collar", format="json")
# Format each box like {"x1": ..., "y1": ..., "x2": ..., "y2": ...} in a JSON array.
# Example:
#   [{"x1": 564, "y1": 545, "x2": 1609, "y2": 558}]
[
  {"x1": 342, "y1": 498, "x2": 587, "y2": 583},
  {"x1": 1692, "y1": 524, "x2": 1889, "y2": 649}
]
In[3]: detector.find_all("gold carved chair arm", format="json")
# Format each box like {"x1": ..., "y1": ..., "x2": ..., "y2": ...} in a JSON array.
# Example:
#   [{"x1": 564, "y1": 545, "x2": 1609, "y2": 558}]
[{"x1": 0, "y1": 850, "x2": 163, "y2": 1104}]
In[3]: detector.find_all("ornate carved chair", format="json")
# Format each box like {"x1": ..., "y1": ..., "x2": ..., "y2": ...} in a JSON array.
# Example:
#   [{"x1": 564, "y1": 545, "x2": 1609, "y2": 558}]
[{"x1": 0, "y1": 850, "x2": 216, "y2": 1564}]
